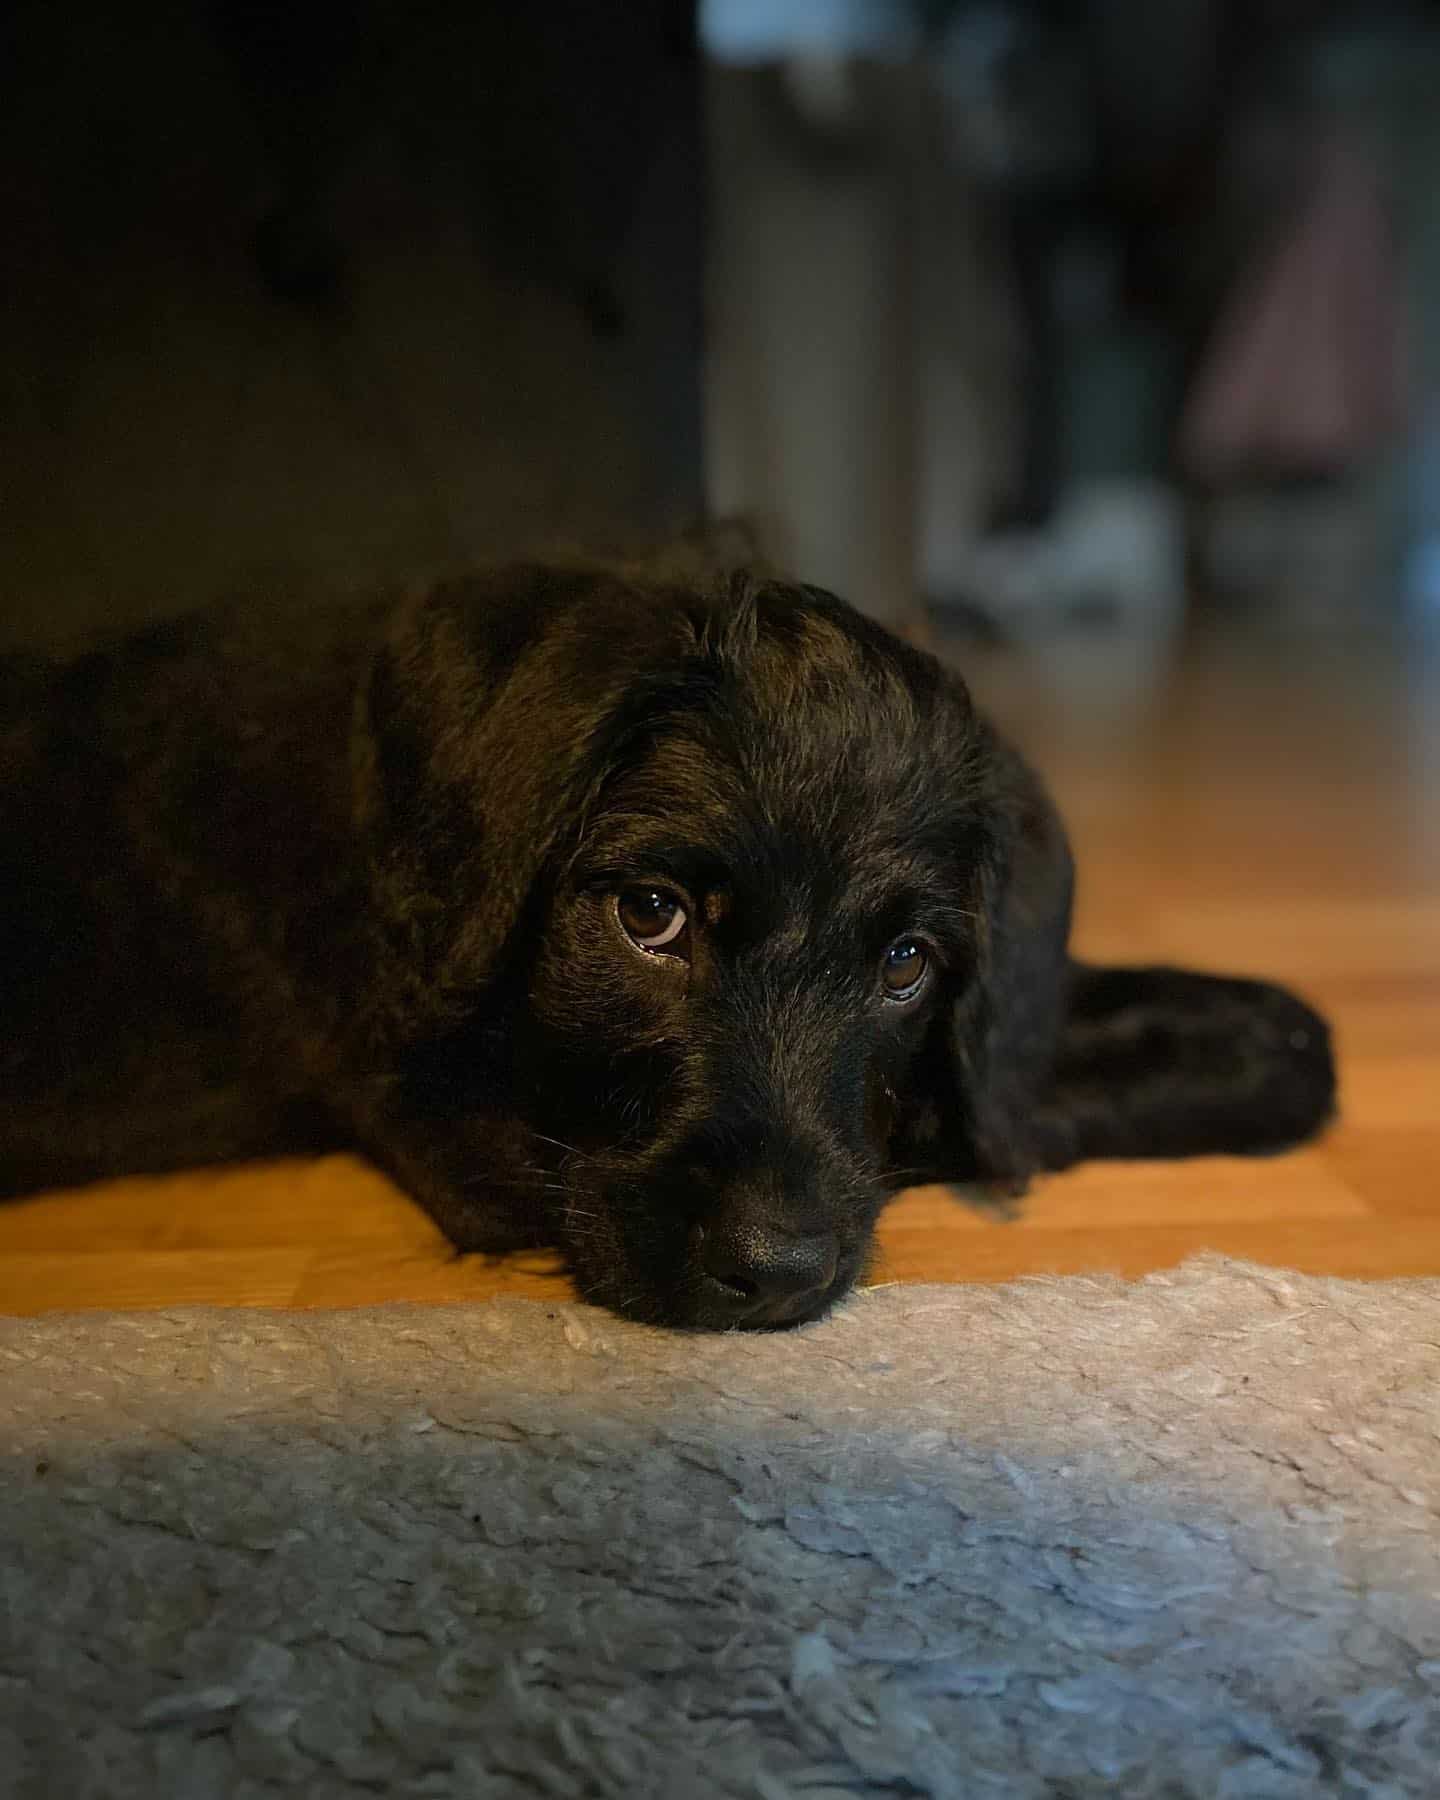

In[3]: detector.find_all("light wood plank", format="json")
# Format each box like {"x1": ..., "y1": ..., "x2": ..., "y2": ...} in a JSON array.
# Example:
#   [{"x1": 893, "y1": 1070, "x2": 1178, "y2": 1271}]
[
  {"x1": 0, "y1": 1156, "x2": 434, "y2": 1252},
  {"x1": 868, "y1": 1214, "x2": 1440, "y2": 1285},
  {"x1": 291, "y1": 1246, "x2": 573, "y2": 1310},
  {"x1": 1323, "y1": 1126, "x2": 1440, "y2": 1218},
  {"x1": 898, "y1": 1151, "x2": 1367, "y2": 1235},
  {"x1": 0, "y1": 1251, "x2": 311, "y2": 1315}
]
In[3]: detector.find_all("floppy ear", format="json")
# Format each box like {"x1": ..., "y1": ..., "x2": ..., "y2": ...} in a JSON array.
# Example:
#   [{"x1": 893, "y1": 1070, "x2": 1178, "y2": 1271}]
[
  {"x1": 892, "y1": 725, "x2": 1336, "y2": 1196},
  {"x1": 894, "y1": 732, "x2": 1076, "y2": 1195},
  {"x1": 353, "y1": 563, "x2": 635, "y2": 1048},
  {"x1": 1034, "y1": 962, "x2": 1336, "y2": 1167},
  {"x1": 342, "y1": 561, "x2": 688, "y2": 1244}
]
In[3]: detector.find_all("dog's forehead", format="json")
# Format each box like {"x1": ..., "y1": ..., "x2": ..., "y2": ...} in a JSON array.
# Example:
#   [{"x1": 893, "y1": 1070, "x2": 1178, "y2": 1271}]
[
  {"x1": 585, "y1": 594, "x2": 991, "y2": 909},
  {"x1": 700, "y1": 600, "x2": 978, "y2": 805}
]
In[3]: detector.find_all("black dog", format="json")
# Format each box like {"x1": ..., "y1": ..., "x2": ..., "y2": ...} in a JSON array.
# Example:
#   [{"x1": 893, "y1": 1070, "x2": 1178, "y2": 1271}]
[{"x1": 1, "y1": 561, "x2": 1334, "y2": 1327}]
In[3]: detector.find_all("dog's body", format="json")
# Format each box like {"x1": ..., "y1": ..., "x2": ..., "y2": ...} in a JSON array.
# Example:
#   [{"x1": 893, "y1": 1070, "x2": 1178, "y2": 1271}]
[{"x1": 1, "y1": 563, "x2": 1334, "y2": 1325}]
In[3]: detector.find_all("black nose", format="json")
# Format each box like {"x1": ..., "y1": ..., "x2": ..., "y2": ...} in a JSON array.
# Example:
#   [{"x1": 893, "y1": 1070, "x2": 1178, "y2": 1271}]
[{"x1": 701, "y1": 1218, "x2": 839, "y2": 1320}]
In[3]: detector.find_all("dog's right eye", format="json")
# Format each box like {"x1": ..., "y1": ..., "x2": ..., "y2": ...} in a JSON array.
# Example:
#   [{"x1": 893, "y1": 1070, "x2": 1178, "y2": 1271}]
[
  {"x1": 616, "y1": 888, "x2": 690, "y2": 956},
  {"x1": 880, "y1": 937, "x2": 929, "y2": 1001}
]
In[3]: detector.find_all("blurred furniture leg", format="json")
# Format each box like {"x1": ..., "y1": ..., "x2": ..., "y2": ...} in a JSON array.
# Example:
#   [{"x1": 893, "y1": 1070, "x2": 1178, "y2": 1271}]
[{"x1": 704, "y1": 57, "x2": 923, "y2": 635}]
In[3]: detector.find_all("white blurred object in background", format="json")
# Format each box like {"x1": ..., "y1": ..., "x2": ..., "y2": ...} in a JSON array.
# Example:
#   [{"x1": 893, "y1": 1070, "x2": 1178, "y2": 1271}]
[{"x1": 946, "y1": 478, "x2": 1186, "y2": 706}]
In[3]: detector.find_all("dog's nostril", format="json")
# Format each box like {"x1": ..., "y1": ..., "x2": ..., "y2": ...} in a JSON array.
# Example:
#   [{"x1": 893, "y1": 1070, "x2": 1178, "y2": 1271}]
[
  {"x1": 710, "y1": 1268, "x2": 759, "y2": 1301},
  {"x1": 701, "y1": 1220, "x2": 839, "y2": 1306}
]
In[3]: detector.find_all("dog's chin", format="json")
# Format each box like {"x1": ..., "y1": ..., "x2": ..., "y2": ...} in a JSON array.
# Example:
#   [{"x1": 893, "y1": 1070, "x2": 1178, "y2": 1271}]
[
  {"x1": 559, "y1": 1234, "x2": 866, "y2": 1332},
  {"x1": 682, "y1": 1267, "x2": 858, "y2": 1332}
]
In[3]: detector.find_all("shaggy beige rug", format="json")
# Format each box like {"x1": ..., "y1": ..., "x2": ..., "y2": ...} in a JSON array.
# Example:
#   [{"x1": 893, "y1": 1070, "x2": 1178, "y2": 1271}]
[{"x1": 2, "y1": 1255, "x2": 1439, "y2": 1798}]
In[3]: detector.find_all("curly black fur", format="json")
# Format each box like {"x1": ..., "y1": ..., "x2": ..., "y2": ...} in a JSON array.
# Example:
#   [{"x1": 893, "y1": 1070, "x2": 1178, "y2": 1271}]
[{"x1": 0, "y1": 563, "x2": 1335, "y2": 1327}]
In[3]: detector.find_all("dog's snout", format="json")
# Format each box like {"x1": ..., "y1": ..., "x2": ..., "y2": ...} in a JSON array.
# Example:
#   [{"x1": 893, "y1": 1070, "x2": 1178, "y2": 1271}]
[{"x1": 701, "y1": 1216, "x2": 839, "y2": 1321}]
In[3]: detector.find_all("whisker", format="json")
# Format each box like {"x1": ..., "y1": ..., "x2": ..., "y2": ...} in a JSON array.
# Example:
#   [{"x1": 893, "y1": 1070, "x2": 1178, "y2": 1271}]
[
  {"x1": 462, "y1": 1178, "x2": 570, "y2": 1197},
  {"x1": 527, "y1": 1130, "x2": 594, "y2": 1162}
]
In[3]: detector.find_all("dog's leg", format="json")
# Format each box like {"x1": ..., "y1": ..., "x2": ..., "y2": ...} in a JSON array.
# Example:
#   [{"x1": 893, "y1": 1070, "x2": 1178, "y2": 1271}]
[
  {"x1": 341, "y1": 1089, "x2": 558, "y2": 1258},
  {"x1": 1030, "y1": 963, "x2": 1336, "y2": 1170}
]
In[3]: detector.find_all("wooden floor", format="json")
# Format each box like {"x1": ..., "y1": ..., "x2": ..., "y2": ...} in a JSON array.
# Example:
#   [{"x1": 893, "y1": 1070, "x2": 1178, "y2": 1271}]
[{"x1": 3, "y1": 628, "x2": 1437, "y2": 1316}]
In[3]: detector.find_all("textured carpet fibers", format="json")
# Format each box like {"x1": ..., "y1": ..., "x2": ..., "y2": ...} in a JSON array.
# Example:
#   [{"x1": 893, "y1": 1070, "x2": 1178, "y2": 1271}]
[{"x1": 2, "y1": 1255, "x2": 1439, "y2": 1798}]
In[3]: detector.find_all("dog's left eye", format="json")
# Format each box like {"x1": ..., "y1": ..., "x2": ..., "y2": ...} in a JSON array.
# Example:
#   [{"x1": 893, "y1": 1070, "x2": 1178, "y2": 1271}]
[
  {"x1": 881, "y1": 938, "x2": 929, "y2": 1001},
  {"x1": 616, "y1": 887, "x2": 690, "y2": 955}
]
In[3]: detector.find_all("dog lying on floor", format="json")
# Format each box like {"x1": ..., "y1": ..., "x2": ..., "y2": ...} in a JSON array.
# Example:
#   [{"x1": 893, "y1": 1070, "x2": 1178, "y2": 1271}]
[{"x1": 0, "y1": 560, "x2": 1334, "y2": 1327}]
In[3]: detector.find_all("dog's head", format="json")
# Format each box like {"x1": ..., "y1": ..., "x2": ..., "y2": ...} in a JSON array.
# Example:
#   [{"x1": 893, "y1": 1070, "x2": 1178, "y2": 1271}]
[{"x1": 359, "y1": 562, "x2": 1072, "y2": 1327}]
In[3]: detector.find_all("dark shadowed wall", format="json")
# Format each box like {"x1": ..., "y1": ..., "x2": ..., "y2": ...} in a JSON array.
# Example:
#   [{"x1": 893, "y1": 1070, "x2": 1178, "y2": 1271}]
[{"x1": 0, "y1": 1, "x2": 702, "y2": 651}]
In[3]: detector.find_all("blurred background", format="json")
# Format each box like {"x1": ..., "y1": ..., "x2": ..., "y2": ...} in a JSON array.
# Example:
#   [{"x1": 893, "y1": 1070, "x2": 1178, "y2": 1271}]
[
  {"x1": 703, "y1": 0, "x2": 1440, "y2": 714},
  {"x1": 5, "y1": 0, "x2": 1440, "y2": 673},
  {"x1": 2, "y1": 0, "x2": 1438, "y2": 1295},
  {"x1": 0, "y1": 0, "x2": 705, "y2": 651}
]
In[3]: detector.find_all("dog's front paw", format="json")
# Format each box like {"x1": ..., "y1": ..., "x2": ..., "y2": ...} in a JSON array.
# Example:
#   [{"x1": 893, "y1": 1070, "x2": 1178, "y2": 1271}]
[{"x1": 442, "y1": 1183, "x2": 556, "y2": 1256}]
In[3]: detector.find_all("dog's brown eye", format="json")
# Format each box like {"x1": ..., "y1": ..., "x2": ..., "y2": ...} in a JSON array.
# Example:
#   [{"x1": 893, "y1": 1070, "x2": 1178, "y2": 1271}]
[
  {"x1": 617, "y1": 887, "x2": 689, "y2": 954},
  {"x1": 881, "y1": 938, "x2": 928, "y2": 1000}
]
